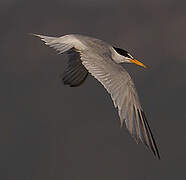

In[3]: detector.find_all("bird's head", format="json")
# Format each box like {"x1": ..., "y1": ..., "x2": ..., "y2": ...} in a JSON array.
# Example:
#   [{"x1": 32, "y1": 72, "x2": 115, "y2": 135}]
[{"x1": 113, "y1": 47, "x2": 147, "y2": 68}]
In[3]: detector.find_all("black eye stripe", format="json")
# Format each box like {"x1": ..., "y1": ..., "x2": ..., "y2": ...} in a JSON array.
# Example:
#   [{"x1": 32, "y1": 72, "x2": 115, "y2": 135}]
[{"x1": 113, "y1": 47, "x2": 131, "y2": 58}]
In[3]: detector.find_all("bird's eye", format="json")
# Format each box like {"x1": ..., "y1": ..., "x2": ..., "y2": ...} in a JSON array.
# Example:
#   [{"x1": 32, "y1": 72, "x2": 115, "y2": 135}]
[{"x1": 127, "y1": 53, "x2": 134, "y2": 59}]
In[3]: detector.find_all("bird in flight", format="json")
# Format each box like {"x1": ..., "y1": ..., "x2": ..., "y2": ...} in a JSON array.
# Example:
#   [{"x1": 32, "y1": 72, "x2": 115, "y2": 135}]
[{"x1": 33, "y1": 34, "x2": 160, "y2": 159}]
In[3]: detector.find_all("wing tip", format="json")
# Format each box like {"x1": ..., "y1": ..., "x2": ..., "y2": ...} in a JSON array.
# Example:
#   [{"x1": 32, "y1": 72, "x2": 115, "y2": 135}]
[
  {"x1": 140, "y1": 110, "x2": 161, "y2": 160},
  {"x1": 29, "y1": 33, "x2": 43, "y2": 38}
]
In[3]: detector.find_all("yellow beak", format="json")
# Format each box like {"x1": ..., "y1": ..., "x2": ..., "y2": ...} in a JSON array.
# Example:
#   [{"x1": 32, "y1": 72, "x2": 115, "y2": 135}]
[{"x1": 130, "y1": 59, "x2": 147, "y2": 68}]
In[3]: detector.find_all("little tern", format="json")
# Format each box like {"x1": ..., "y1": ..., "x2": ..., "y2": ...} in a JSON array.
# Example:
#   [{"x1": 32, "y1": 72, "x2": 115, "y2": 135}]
[{"x1": 33, "y1": 34, "x2": 160, "y2": 159}]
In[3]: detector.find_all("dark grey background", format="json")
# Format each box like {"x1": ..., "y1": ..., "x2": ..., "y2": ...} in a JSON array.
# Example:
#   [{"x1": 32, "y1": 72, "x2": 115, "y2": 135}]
[{"x1": 1, "y1": 0, "x2": 186, "y2": 179}]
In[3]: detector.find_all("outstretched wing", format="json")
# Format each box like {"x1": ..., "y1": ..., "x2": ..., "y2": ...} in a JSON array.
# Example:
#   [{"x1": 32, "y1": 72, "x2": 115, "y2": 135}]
[
  {"x1": 33, "y1": 34, "x2": 88, "y2": 87},
  {"x1": 80, "y1": 53, "x2": 160, "y2": 159}
]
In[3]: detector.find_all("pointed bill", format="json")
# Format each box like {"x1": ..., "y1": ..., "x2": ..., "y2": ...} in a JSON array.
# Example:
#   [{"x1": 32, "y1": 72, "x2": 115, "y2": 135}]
[{"x1": 130, "y1": 59, "x2": 147, "y2": 68}]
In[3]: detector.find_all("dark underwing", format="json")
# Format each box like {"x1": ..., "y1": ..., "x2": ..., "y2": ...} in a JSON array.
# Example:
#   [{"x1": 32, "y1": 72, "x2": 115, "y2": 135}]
[{"x1": 61, "y1": 49, "x2": 88, "y2": 87}]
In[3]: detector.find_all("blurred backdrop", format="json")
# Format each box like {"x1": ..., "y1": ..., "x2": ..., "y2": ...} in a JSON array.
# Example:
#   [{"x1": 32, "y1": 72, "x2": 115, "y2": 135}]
[{"x1": 1, "y1": 0, "x2": 186, "y2": 179}]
